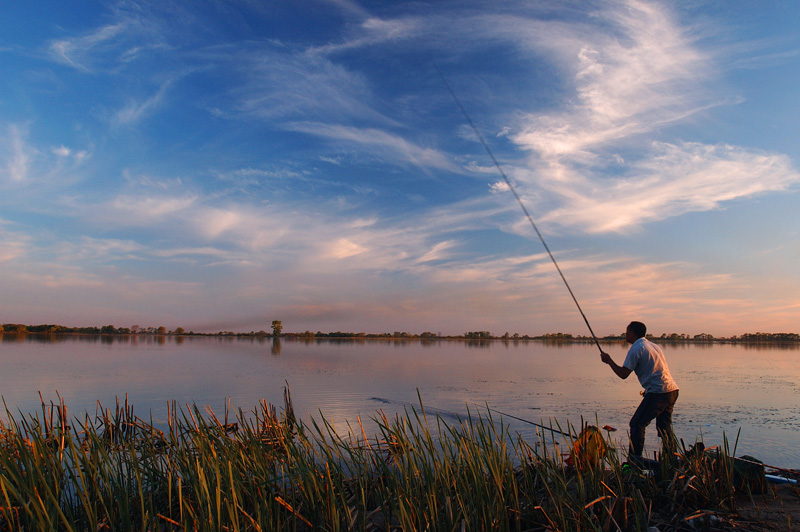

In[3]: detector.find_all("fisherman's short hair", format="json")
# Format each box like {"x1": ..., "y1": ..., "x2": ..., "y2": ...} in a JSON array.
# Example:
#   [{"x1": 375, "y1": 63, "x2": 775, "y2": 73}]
[{"x1": 628, "y1": 321, "x2": 647, "y2": 339}]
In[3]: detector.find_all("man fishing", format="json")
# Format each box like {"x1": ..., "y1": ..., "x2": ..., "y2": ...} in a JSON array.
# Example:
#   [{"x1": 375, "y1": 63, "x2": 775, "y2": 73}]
[
  {"x1": 600, "y1": 321, "x2": 679, "y2": 461},
  {"x1": 438, "y1": 67, "x2": 681, "y2": 463}
]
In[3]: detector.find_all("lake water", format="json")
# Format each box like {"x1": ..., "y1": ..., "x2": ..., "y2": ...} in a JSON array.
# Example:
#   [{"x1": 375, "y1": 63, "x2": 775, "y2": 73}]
[{"x1": 1, "y1": 335, "x2": 798, "y2": 468}]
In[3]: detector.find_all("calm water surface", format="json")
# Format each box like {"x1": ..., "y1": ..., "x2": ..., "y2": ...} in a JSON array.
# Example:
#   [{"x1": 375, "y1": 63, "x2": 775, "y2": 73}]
[{"x1": 1, "y1": 335, "x2": 798, "y2": 468}]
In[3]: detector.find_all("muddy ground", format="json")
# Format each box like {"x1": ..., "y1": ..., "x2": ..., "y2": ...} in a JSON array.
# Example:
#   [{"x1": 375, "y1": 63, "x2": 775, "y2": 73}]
[{"x1": 729, "y1": 483, "x2": 800, "y2": 531}]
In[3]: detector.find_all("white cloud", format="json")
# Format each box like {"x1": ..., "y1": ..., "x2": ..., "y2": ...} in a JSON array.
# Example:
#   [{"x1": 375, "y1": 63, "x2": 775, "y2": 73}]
[
  {"x1": 0, "y1": 224, "x2": 28, "y2": 263},
  {"x1": 308, "y1": 15, "x2": 421, "y2": 56},
  {"x1": 0, "y1": 125, "x2": 94, "y2": 192},
  {"x1": 152, "y1": 246, "x2": 232, "y2": 259},
  {"x1": 50, "y1": 145, "x2": 90, "y2": 165},
  {"x1": 53, "y1": 145, "x2": 71, "y2": 157},
  {"x1": 232, "y1": 46, "x2": 397, "y2": 126},
  {"x1": 197, "y1": 208, "x2": 244, "y2": 239},
  {"x1": 49, "y1": 23, "x2": 128, "y2": 71},
  {"x1": 1, "y1": 125, "x2": 33, "y2": 183},
  {"x1": 114, "y1": 78, "x2": 175, "y2": 125},
  {"x1": 536, "y1": 142, "x2": 799, "y2": 233},
  {"x1": 2, "y1": 176, "x2": 795, "y2": 336},
  {"x1": 323, "y1": 238, "x2": 367, "y2": 259},
  {"x1": 320, "y1": 156, "x2": 342, "y2": 166},
  {"x1": 81, "y1": 237, "x2": 144, "y2": 257},
  {"x1": 417, "y1": 240, "x2": 456, "y2": 263},
  {"x1": 457, "y1": 0, "x2": 800, "y2": 234},
  {"x1": 46, "y1": 9, "x2": 167, "y2": 73},
  {"x1": 490, "y1": 180, "x2": 510, "y2": 194},
  {"x1": 108, "y1": 194, "x2": 198, "y2": 224},
  {"x1": 3, "y1": 0, "x2": 796, "y2": 335},
  {"x1": 509, "y1": 0, "x2": 711, "y2": 156},
  {"x1": 86, "y1": 186, "x2": 481, "y2": 277},
  {"x1": 288, "y1": 122, "x2": 461, "y2": 173}
]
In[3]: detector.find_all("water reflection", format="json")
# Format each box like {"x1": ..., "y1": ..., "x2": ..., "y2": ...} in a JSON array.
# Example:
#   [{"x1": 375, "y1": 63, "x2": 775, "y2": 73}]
[
  {"x1": 738, "y1": 342, "x2": 800, "y2": 351},
  {"x1": 2, "y1": 333, "x2": 31, "y2": 343},
  {"x1": 460, "y1": 340, "x2": 487, "y2": 349},
  {"x1": 271, "y1": 338, "x2": 282, "y2": 356}
]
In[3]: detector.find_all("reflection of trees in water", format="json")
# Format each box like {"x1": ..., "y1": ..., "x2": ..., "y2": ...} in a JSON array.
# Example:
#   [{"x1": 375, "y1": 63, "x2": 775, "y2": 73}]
[
  {"x1": 306, "y1": 337, "x2": 369, "y2": 345},
  {"x1": 739, "y1": 342, "x2": 799, "y2": 351},
  {"x1": 1, "y1": 333, "x2": 209, "y2": 346},
  {"x1": 271, "y1": 338, "x2": 282, "y2": 356},
  {"x1": 667, "y1": 342, "x2": 714, "y2": 350},
  {"x1": 464, "y1": 340, "x2": 491, "y2": 349},
  {"x1": 1, "y1": 333, "x2": 29, "y2": 344},
  {"x1": 538, "y1": 340, "x2": 573, "y2": 349},
  {"x1": 233, "y1": 336, "x2": 268, "y2": 344},
  {"x1": 3, "y1": 331, "x2": 799, "y2": 353}
]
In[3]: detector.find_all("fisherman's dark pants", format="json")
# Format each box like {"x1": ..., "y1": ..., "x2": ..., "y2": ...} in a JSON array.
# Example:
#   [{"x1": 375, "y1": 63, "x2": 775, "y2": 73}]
[{"x1": 629, "y1": 390, "x2": 679, "y2": 457}]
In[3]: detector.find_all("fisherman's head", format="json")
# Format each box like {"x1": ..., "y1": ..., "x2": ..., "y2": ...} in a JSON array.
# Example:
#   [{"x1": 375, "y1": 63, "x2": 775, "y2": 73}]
[{"x1": 626, "y1": 321, "x2": 646, "y2": 343}]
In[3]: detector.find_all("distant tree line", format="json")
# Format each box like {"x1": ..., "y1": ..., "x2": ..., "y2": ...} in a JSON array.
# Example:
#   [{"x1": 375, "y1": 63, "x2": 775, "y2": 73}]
[
  {"x1": 1, "y1": 323, "x2": 798, "y2": 343},
  {"x1": 732, "y1": 332, "x2": 800, "y2": 342},
  {"x1": 0, "y1": 323, "x2": 273, "y2": 337}
]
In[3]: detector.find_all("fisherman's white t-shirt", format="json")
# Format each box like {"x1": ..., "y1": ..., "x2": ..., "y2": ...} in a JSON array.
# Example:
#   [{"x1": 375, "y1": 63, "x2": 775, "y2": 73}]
[{"x1": 623, "y1": 338, "x2": 679, "y2": 394}]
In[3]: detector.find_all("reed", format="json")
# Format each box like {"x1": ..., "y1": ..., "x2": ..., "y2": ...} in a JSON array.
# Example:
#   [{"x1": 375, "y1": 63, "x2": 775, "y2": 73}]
[{"x1": 0, "y1": 394, "x2": 742, "y2": 531}]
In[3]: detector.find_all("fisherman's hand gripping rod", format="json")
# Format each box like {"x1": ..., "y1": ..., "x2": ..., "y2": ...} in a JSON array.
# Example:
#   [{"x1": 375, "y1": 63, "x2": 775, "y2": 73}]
[{"x1": 436, "y1": 65, "x2": 603, "y2": 354}]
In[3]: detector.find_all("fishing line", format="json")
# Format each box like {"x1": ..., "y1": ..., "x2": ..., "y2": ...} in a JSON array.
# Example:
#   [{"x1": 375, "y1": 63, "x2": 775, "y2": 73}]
[
  {"x1": 434, "y1": 64, "x2": 603, "y2": 354},
  {"x1": 477, "y1": 404, "x2": 572, "y2": 437},
  {"x1": 372, "y1": 396, "x2": 571, "y2": 437}
]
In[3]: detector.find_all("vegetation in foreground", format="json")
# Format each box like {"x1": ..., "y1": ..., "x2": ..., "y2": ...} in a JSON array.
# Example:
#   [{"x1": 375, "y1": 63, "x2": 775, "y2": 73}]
[{"x1": 0, "y1": 392, "x2": 785, "y2": 532}]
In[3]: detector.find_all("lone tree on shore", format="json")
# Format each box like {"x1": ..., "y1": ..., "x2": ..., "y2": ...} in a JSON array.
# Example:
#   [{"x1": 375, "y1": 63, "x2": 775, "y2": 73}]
[{"x1": 271, "y1": 320, "x2": 283, "y2": 337}]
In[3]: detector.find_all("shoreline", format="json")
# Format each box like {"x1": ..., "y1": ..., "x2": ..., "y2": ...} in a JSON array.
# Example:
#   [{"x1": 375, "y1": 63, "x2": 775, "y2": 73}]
[{"x1": 2, "y1": 329, "x2": 799, "y2": 346}]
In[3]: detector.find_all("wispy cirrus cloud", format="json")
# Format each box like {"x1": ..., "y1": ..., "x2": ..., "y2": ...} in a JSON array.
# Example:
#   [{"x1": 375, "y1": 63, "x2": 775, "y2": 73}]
[
  {"x1": 3, "y1": 0, "x2": 797, "y2": 336},
  {"x1": 1, "y1": 177, "x2": 792, "y2": 335},
  {"x1": 107, "y1": 194, "x2": 199, "y2": 225},
  {"x1": 1, "y1": 125, "x2": 33, "y2": 183},
  {"x1": 229, "y1": 45, "x2": 396, "y2": 126},
  {"x1": 46, "y1": 6, "x2": 170, "y2": 73},
  {"x1": 470, "y1": 0, "x2": 800, "y2": 233},
  {"x1": 299, "y1": 0, "x2": 800, "y2": 237},
  {"x1": 114, "y1": 78, "x2": 176, "y2": 125},
  {"x1": 82, "y1": 183, "x2": 475, "y2": 276},
  {"x1": 534, "y1": 142, "x2": 799, "y2": 233},
  {"x1": 417, "y1": 240, "x2": 457, "y2": 263},
  {"x1": 287, "y1": 122, "x2": 461, "y2": 173},
  {"x1": 49, "y1": 23, "x2": 128, "y2": 71},
  {"x1": 308, "y1": 15, "x2": 422, "y2": 56},
  {"x1": 0, "y1": 223, "x2": 29, "y2": 263},
  {"x1": 0, "y1": 124, "x2": 93, "y2": 192},
  {"x1": 51, "y1": 144, "x2": 90, "y2": 163},
  {"x1": 484, "y1": 0, "x2": 715, "y2": 157}
]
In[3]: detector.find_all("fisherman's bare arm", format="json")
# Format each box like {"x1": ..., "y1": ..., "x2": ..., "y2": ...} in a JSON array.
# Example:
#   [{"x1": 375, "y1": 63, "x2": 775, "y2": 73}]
[{"x1": 600, "y1": 352, "x2": 632, "y2": 380}]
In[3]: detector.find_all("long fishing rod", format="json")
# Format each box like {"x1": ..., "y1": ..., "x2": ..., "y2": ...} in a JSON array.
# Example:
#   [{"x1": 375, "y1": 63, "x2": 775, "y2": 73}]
[{"x1": 434, "y1": 64, "x2": 603, "y2": 354}]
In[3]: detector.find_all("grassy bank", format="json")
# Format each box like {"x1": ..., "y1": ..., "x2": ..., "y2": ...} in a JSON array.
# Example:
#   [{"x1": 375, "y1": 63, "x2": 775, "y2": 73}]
[{"x1": 0, "y1": 393, "x2": 753, "y2": 531}]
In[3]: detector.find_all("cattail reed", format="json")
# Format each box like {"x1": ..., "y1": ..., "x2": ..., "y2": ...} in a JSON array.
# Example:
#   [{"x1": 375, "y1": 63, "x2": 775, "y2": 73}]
[{"x1": 0, "y1": 393, "x2": 743, "y2": 531}]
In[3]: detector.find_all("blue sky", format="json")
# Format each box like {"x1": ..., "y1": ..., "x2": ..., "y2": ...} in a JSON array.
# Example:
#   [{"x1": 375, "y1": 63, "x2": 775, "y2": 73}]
[{"x1": 1, "y1": 0, "x2": 798, "y2": 337}]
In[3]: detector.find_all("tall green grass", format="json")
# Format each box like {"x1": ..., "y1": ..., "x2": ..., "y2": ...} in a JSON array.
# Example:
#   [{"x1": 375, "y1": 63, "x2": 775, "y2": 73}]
[{"x1": 0, "y1": 394, "x2": 739, "y2": 531}]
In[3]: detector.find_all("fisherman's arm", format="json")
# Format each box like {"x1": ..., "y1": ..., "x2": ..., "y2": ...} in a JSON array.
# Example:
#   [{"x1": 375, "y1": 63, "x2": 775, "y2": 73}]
[{"x1": 600, "y1": 351, "x2": 632, "y2": 380}]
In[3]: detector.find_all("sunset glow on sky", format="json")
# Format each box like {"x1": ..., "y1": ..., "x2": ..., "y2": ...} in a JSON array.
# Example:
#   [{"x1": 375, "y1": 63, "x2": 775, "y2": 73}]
[{"x1": 1, "y1": 0, "x2": 799, "y2": 337}]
